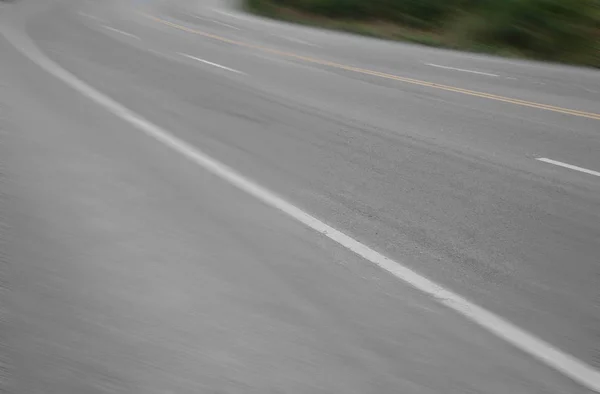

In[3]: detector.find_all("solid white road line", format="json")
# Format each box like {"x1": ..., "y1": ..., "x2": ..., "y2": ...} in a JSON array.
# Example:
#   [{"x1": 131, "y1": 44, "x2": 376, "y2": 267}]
[
  {"x1": 178, "y1": 52, "x2": 245, "y2": 74},
  {"x1": 426, "y1": 63, "x2": 499, "y2": 77},
  {"x1": 537, "y1": 158, "x2": 600, "y2": 177},
  {"x1": 102, "y1": 25, "x2": 140, "y2": 40},
  {"x1": 3, "y1": 26, "x2": 600, "y2": 393}
]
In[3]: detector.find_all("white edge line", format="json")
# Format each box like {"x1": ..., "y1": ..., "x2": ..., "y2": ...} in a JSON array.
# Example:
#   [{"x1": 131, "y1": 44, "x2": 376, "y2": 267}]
[
  {"x1": 3, "y1": 26, "x2": 600, "y2": 393},
  {"x1": 178, "y1": 52, "x2": 245, "y2": 75},
  {"x1": 425, "y1": 63, "x2": 499, "y2": 77},
  {"x1": 537, "y1": 158, "x2": 600, "y2": 177},
  {"x1": 102, "y1": 25, "x2": 140, "y2": 40}
]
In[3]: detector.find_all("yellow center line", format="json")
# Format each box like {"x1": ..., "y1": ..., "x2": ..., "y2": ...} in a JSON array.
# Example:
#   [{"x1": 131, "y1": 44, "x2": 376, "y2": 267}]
[{"x1": 143, "y1": 13, "x2": 600, "y2": 121}]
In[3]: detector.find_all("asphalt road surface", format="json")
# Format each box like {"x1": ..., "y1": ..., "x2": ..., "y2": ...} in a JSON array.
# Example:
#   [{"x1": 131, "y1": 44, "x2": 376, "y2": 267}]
[{"x1": 1, "y1": 0, "x2": 599, "y2": 392}]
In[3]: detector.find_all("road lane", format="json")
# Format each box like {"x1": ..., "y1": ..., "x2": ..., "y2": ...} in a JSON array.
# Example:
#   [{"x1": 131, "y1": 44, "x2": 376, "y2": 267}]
[
  {"x1": 2, "y1": 6, "x2": 590, "y2": 393},
  {"x1": 175, "y1": 0, "x2": 600, "y2": 111},
  {"x1": 145, "y1": 10, "x2": 600, "y2": 120},
  {"x1": 2, "y1": 0, "x2": 600, "y2": 391},
  {"x1": 69, "y1": 3, "x2": 600, "y2": 181},
  {"x1": 157, "y1": 0, "x2": 600, "y2": 116},
  {"x1": 86, "y1": 1, "x2": 600, "y2": 173},
  {"x1": 17, "y1": 0, "x2": 600, "y2": 375}
]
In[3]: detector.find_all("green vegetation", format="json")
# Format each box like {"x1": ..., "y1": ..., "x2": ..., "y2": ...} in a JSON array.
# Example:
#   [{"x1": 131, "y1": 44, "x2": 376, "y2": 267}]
[{"x1": 246, "y1": 0, "x2": 600, "y2": 66}]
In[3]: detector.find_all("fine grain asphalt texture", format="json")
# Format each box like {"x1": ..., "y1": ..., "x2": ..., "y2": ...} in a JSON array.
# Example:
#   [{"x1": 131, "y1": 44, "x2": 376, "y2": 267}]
[{"x1": 1, "y1": 0, "x2": 599, "y2": 392}]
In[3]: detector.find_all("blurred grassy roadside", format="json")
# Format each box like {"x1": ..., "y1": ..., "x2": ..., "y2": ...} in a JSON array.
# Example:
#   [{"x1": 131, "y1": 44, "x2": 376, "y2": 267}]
[{"x1": 245, "y1": 0, "x2": 600, "y2": 67}]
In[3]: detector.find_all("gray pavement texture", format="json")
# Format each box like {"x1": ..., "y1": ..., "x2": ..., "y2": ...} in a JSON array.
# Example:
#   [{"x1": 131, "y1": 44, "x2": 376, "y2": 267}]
[{"x1": 0, "y1": 0, "x2": 599, "y2": 392}]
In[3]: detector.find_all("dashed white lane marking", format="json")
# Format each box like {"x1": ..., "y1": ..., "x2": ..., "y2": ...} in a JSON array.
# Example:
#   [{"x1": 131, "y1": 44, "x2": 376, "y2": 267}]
[
  {"x1": 426, "y1": 63, "x2": 499, "y2": 77},
  {"x1": 208, "y1": 9, "x2": 318, "y2": 46},
  {"x1": 278, "y1": 35, "x2": 320, "y2": 47},
  {"x1": 211, "y1": 9, "x2": 247, "y2": 20},
  {"x1": 178, "y1": 52, "x2": 245, "y2": 74},
  {"x1": 210, "y1": 19, "x2": 241, "y2": 30},
  {"x1": 78, "y1": 11, "x2": 104, "y2": 23},
  {"x1": 102, "y1": 25, "x2": 140, "y2": 40},
  {"x1": 191, "y1": 14, "x2": 241, "y2": 30},
  {"x1": 537, "y1": 158, "x2": 600, "y2": 177},
  {"x1": 4, "y1": 26, "x2": 600, "y2": 393}
]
